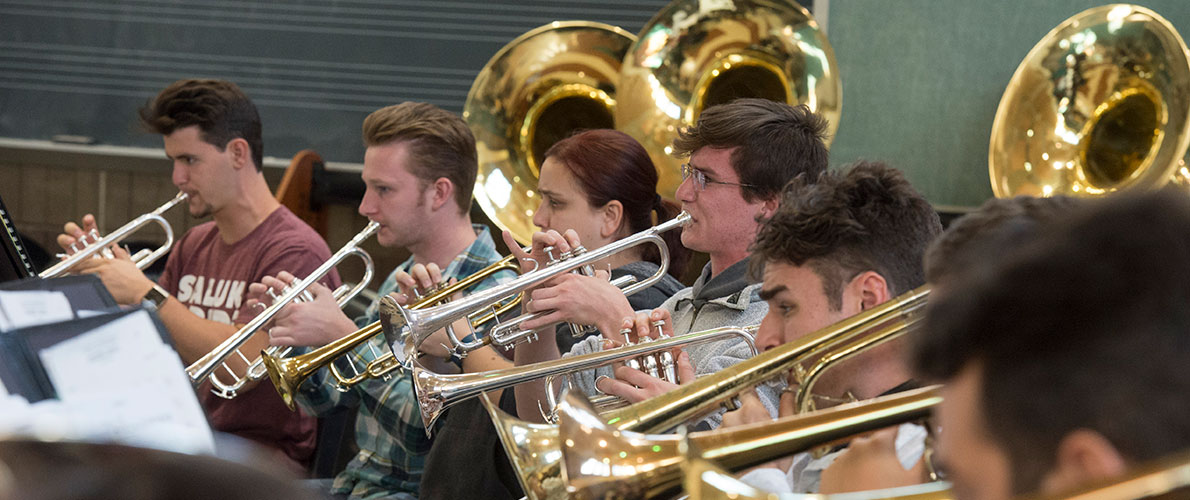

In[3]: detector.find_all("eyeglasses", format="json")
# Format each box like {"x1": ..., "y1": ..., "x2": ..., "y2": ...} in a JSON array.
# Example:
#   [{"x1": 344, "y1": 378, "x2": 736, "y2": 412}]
[{"x1": 680, "y1": 163, "x2": 758, "y2": 192}]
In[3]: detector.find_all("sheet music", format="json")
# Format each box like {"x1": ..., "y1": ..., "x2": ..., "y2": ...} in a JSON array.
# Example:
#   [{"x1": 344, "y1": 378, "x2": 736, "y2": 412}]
[
  {"x1": 25, "y1": 309, "x2": 215, "y2": 455},
  {"x1": 0, "y1": 290, "x2": 73, "y2": 331}
]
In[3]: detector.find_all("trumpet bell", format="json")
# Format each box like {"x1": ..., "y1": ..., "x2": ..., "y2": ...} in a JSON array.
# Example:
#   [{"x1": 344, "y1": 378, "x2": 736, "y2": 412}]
[
  {"x1": 466, "y1": 22, "x2": 636, "y2": 244},
  {"x1": 989, "y1": 4, "x2": 1190, "y2": 198},
  {"x1": 616, "y1": 0, "x2": 842, "y2": 199}
]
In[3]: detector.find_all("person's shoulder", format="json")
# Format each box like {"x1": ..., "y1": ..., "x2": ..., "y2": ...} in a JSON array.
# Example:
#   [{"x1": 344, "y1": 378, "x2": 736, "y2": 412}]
[{"x1": 261, "y1": 206, "x2": 333, "y2": 253}]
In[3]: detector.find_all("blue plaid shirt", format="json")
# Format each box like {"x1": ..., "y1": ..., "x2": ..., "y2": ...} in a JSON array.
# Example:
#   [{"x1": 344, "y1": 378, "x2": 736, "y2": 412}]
[{"x1": 293, "y1": 225, "x2": 515, "y2": 499}]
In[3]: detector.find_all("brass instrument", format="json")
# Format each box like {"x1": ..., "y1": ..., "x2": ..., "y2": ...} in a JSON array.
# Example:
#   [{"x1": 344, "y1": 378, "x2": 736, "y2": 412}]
[
  {"x1": 186, "y1": 221, "x2": 379, "y2": 398},
  {"x1": 412, "y1": 325, "x2": 756, "y2": 434},
  {"x1": 989, "y1": 4, "x2": 1190, "y2": 198},
  {"x1": 379, "y1": 212, "x2": 692, "y2": 360},
  {"x1": 467, "y1": 21, "x2": 636, "y2": 244},
  {"x1": 616, "y1": 0, "x2": 842, "y2": 198},
  {"x1": 262, "y1": 255, "x2": 522, "y2": 410},
  {"x1": 601, "y1": 285, "x2": 928, "y2": 433},
  {"x1": 482, "y1": 385, "x2": 943, "y2": 500},
  {"x1": 480, "y1": 286, "x2": 928, "y2": 499},
  {"x1": 40, "y1": 192, "x2": 188, "y2": 278},
  {"x1": 681, "y1": 450, "x2": 952, "y2": 499},
  {"x1": 1015, "y1": 450, "x2": 1190, "y2": 500}
]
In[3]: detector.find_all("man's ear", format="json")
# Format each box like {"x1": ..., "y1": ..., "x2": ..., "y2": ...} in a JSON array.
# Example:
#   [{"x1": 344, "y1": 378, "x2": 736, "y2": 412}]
[
  {"x1": 430, "y1": 177, "x2": 455, "y2": 212},
  {"x1": 848, "y1": 271, "x2": 890, "y2": 312},
  {"x1": 1041, "y1": 429, "x2": 1129, "y2": 495},
  {"x1": 226, "y1": 138, "x2": 253, "y2": 171},
  {"x1": 759, "y1": 196, "x2": 780, "y2": 220},
  {"x1": 599, "y1": 200, "x2": 624, "y2": 239}
]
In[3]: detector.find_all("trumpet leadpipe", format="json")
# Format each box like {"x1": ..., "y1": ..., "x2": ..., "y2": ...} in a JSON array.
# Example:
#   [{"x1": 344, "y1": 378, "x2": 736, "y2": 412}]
[{"x1": 40, "y1": 192, "x2": 188, "y2": 278}]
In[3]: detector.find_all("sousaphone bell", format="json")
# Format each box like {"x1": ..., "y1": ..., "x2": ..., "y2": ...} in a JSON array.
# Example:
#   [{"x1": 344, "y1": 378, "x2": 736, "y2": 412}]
[
  {"x1": 466, "y1": 22, "x2": 636, "y2": 244},
  {"x1": 616, "y1": 0, "x2": 842, "y2": 199},
  {"x1": 989, "y1": 4, "x2": 1190, "y2": 198}
]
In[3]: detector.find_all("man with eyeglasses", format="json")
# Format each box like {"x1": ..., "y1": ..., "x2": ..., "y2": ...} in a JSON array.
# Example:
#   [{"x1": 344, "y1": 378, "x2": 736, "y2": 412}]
[{"x1": 512, "y1": 98, "x2": 830, "y2": 425}]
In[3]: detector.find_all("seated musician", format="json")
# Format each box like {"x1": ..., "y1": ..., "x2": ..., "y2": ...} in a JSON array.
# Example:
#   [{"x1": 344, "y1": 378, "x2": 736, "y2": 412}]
[
  {"x1": 911, "y1": 190, "x2": 1190, "y2": 500},
  {"x1": 416, "y1": 129, "x2": 692, "y2": 500},
  {"x1": 55, "y1": 79, "x2": 337, "y2": 473},
  {"x1": 808, "y1": 194, "x2": 1081, "y2": 494},
  {"x1": 512, "y1": 99, "x2": 831, "y2": 425},
  {"x1": 250, "y1": 102, "x2": 514, "y2": 499},
  {"x1": 714, "y1": 161, "x2": 942, "y2": 493}
]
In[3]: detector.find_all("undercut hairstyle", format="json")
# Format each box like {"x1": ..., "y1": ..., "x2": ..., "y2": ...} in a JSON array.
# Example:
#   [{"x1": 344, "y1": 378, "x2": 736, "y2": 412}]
[
  {"x1": 544, "y1": 129, "x2": 692, "y2": 278},
  {"x1": 924, "y1": 195, "x2": 1081, "y2": 287},
  {"x1": 750, "y1": 161, "x2": 942, "y2": 309},
  {"x1": 912, "y1": 190, "x2": 1190, "y2": 493},
  {"x1": 362, "y1": 102, "x2": 478, "y2": 214},
  {"x1": 139, "y1": 79, "x2": 264, "y2": 171},
  {"x1": 672, "y1": 98, "x2": 830, "y2": 202}
]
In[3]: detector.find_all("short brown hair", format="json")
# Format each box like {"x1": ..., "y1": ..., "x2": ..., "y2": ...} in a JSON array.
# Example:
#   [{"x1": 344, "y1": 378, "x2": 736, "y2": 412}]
[
  {"x1": 750, "y1": 161, "x2": 941, "y2": 308},
  {"x1": 362, "y1": 102, "x2": 477, "y2": 214},
  {"x1": 924, "y1": 196, "x2": 1081, "y2": 287},
  {"x1": 672, "y1": 98, "x2": 830, "y2": 202},
  {"x1": 139, "y1": 79, "x2": 264, "y2": 171}
]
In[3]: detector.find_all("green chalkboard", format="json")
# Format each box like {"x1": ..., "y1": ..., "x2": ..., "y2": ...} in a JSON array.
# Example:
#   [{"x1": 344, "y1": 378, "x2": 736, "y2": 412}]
[
  {"x1": 0, "y1": 0, "x2": 670, "y2": 164},
  {"x1": 826, "y1": 0, "x2": 1189, "y2": 208}
]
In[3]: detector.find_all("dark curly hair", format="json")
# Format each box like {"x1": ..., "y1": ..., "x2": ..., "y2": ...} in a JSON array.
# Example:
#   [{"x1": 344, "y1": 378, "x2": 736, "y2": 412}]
[
  {"x1": 750, "y1": 161, "x2": 941, "y2": 308},
  {"x1": 139, "y1": 79, "x2": 263, "y2": 171}
]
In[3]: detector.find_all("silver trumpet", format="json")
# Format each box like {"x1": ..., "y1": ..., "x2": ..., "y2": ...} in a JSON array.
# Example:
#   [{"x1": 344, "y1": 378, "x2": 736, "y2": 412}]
[
  {"x1": 379, "y1": 211, "x2": 691, "y2": 361},
  {"x1": 40, "y1": 192, "x2": 188, "y2": 278},
  {"x1": 186, "y1": 221, "x2": 379, "y2": 398},
  {"x1": 412, "y1": 325, "x2": 756, "y2": 434}
]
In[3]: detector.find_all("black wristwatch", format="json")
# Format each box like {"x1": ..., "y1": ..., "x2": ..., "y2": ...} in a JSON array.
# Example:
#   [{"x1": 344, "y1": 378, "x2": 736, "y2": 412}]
[{"x1": 143, "y1": 283, "x2": 171, "y2": 308}]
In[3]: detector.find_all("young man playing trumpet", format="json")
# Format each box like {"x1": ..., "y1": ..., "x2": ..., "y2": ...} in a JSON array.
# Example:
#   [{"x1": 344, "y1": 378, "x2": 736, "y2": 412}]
[
  {"x1": 55, "y1": 79, "x2": 337, "y2": 473},
  {"x1": 910, "y1": 190, "x2": 1190, "y2": 500},
  {"x1": 715, "y1": 161, "x2": 942, "y2": 494},
  {"x1": 250, "y1": 102, "x2": 514, "y2": 499},
  {"x1": 512, "y1": 98, "x2": 831, "y2": 423}
]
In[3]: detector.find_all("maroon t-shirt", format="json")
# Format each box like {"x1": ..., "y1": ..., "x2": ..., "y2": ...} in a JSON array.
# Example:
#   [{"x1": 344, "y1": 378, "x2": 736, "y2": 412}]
[{"x1": 159, "y1": 205, "x2": 341, "y2": 472}]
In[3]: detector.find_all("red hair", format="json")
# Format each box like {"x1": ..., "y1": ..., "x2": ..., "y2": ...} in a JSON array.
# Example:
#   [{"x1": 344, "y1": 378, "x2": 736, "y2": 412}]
[{"x1": 545, "y1": 129, "x2": 691, "y2": 278}]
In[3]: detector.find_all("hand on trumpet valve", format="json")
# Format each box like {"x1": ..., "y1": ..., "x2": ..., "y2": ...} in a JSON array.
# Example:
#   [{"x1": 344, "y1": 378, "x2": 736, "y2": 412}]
[
  {"x1": 247, "y1": 272, "x2": 356, "y2": 347},
  {"x1": 594, "y1": 309, "x2": 696, "y2": 403},
  {"x1": 55, "y1": 213, "x2": 100, "y2": 258},
  {"x1": 502, "y1": 228, "x2": 580, "y2": 275},
  {"x1": 393, "y1": 262, "x2": 449, "y2": 304}
]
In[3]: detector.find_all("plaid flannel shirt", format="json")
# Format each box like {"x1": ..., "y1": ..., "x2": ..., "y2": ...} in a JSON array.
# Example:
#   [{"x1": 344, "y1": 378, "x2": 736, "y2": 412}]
[{"x1": 293, "y1": 225, "x2": 515, "y2": 499}]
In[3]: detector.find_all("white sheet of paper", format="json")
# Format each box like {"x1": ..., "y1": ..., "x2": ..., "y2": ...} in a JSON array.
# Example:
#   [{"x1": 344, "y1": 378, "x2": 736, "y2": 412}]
[
  {"x1": 33, "y1": 310, "x2": 214, "y2": 454},
  {"x1": 0, "y1": 290, "x2": 73, "y2": 331}
]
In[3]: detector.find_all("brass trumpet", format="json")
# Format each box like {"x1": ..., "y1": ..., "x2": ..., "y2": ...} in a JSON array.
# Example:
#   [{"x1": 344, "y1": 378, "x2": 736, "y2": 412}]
[
  {"x1": 40, "y1": 192, "x2": 188, "y2": 278},
  {"x1": 262, "y1": 254, "x2": 522, "y2": 410},
  {"x1": 186, "y1": 221, "x2": 379, "y2": 398},
  {"x1": 483, "y1": 385, "x2": 943, "y2": 500},
  {"x1": 478, "y1": 286, "x2": 928, "y2": 498},
  {"x1": 411, "y1": 325, "x2": 757, "y2": 434},
  {"x1": 379, "y1": 211, "x2": 691, "y2": 360}
]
